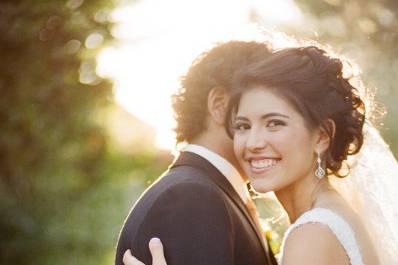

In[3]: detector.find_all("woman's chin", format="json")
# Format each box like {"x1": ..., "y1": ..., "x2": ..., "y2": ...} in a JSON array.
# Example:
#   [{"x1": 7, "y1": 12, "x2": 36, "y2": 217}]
[
  {"x1": 249, "y1": 179, "x2": 274, "y2": 194},
  {"x1": 249, "y1": 173, "x2": 280, "y2": 193}
]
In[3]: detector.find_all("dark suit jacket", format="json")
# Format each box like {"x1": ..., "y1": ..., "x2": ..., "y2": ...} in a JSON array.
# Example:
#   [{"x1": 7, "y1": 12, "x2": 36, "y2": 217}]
[{"x1": 115, "y1": 151, "x2": 277, "y2": 265}]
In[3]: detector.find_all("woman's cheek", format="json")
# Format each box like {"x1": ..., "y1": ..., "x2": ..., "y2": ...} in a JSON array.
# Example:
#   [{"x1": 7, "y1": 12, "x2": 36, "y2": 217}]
[{"x1": 233, "y1": 134, "x2": 246, "y2": 163}]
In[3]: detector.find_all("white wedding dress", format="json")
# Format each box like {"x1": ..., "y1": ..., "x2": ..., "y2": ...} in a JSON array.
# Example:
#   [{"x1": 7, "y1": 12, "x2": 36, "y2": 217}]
[{"x1": 280, "y1": 208, "x2": 365, "y2": 265}]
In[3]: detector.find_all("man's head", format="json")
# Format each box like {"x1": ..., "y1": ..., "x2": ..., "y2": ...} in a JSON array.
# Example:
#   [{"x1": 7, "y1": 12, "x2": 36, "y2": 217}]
[{"x1": 172, "y1": 41, "x2": 272, "y2": 159}]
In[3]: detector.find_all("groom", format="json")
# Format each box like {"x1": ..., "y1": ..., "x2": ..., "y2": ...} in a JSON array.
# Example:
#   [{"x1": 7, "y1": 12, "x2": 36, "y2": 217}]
[{"x1": 115, "y1": 41, "x2": 277, "y2": 265}]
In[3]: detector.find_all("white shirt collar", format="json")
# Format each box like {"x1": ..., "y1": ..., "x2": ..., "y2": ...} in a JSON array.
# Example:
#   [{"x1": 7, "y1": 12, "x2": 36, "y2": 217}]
[{"x1": 183, "y1": 144, "x2": 250, "y2": 203}]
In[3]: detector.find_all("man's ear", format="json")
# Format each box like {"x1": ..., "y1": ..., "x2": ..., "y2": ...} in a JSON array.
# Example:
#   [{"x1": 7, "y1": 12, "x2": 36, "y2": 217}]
[
  {"x1": 315, "y1": 119, "x2": 336, "y2": 154},
  {"x1": 207, "y1": 86, "x2": 230, "y2": 125}
]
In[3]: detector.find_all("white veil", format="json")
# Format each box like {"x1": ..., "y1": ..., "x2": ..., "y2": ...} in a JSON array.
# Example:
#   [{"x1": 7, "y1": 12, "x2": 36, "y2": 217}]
[{"x1": 330, "y1": 122, "x2": 398, "y2": 264}]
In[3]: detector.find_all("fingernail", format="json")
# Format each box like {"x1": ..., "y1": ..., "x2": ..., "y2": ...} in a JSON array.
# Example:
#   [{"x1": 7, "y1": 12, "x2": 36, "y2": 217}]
[{"x1": 149, "y1": 237, "x2": 161, "y2": 245}]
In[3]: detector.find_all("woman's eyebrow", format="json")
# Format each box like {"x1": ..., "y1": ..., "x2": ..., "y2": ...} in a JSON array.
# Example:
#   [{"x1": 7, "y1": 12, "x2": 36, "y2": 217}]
[
  {"x1": 260, "y1": 112, "x2": 290, "y2": 119},
  {"x1": 234, "y1": 116, "x2": 249, "y2": 121},
  {"x1": 235, "y1": 112, "x2": 290, "y2": 122}
]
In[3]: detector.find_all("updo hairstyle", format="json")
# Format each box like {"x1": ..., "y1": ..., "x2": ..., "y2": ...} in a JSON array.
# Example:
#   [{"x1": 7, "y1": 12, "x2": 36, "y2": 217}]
[{"x1": 226, "y1": 46, "x2": 366, "y2": 177}]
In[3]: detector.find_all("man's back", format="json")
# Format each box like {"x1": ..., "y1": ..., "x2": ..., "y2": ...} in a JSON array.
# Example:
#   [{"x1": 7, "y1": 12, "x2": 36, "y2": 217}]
[{"x1": 115, "y1": 152, "x2": 276, "y2": 265}]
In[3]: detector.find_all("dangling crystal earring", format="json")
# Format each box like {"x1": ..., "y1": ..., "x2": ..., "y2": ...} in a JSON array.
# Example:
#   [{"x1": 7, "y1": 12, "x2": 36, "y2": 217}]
[{"x1": 315, "y1": 149, "x2": 325, "y2": 179}]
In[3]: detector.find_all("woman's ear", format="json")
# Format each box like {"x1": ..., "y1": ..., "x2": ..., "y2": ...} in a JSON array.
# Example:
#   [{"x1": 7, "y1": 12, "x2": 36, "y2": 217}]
[
  {"x1": 316, "y1": 119, "x2": 336, "y2": 154},
  {"x1": 207, "y1": 86, "x2": 230, "y2": 125}
]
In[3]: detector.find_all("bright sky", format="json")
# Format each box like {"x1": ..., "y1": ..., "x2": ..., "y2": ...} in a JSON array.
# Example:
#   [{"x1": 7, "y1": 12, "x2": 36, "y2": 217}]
[{"x1": 97, "y1": 0, "x2": 304, "y2": 150}]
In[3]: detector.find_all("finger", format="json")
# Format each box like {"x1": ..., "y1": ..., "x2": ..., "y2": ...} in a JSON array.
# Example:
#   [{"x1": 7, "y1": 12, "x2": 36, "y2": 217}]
[
  {"x1": 123, "y1": 249, "x2": 145, "y2": 265},
  {"x1": 148, "y1": 238, "x2": 167, "y2": 265}
]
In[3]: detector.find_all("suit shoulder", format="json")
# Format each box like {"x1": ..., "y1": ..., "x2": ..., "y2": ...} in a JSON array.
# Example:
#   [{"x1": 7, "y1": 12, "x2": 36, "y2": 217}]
[
  {"x1": 146, "y1": 165, "x2": 220, "y2": 197},
  {"x1": 124, "y1": 166, "x2": 231, "y2": 239},
  {"x1": 130, "y1": 165, "x2": 225, "y2": 216}
]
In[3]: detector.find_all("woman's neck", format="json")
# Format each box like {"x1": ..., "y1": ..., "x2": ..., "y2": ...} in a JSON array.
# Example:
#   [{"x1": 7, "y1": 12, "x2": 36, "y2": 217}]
[{"x1": 275, "y1": 176, "x2": 332, "y2": 223}]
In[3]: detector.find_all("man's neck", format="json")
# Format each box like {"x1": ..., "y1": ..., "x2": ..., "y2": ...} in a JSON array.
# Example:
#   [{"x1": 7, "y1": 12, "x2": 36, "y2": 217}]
[
  {"x1": 190, "y1": 135, "x2": 246, "y2": 180},
  {"x1": 190, "y1": 139, "x2": 219, "y2": 156}
]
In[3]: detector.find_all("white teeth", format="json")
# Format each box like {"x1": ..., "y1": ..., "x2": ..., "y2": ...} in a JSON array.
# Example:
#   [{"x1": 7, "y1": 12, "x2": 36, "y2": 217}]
[{"x1": 250, "y1": 159, "x2": 278, "y2": 169}]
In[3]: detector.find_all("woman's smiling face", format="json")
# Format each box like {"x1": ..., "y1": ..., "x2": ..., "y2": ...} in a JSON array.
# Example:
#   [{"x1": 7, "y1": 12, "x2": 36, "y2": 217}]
[{"x1": 233, "y1": 87, "x2": 319, "y2": 193}]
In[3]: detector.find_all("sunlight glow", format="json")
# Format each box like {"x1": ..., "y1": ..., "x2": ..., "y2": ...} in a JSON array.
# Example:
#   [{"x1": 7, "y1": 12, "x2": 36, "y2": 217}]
[{"x1": 97, "y1": 0, "x2": 303, "y2": 151}]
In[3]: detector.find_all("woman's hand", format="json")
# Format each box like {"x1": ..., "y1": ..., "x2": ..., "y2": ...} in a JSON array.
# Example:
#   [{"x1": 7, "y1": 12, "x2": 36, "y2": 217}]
[{"x1": 123, "y1": 238, "x2": 167, "y2": 265}]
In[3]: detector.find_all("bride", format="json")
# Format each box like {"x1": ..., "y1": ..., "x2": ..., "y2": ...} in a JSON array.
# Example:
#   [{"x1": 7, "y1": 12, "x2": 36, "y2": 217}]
[{"x1": 123, "y1": 45, "x2": 397, "y2": 265}]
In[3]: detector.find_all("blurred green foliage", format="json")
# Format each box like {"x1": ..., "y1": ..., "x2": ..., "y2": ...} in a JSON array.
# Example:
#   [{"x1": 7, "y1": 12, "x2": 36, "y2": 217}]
[
  {"x1": 1, "y1": 0, "x2": 397, "y2": 264},
  {"x1": 0, "y1": 1, "x2": 171, "y2": 264}
]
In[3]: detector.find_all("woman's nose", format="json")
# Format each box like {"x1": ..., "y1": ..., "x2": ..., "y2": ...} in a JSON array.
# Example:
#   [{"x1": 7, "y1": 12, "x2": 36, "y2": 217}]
[{"x1": 246, "y1": 128, "x2": 267, "y2": 151}]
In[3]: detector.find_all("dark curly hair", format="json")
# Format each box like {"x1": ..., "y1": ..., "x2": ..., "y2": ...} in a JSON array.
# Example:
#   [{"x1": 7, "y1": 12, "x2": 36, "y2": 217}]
[
  {"x1": 226, "y1": 46, "x2": 366, "y2": 177},
  {"x1": 172, "y1": 41, "x2": 272, "y2": 143}
]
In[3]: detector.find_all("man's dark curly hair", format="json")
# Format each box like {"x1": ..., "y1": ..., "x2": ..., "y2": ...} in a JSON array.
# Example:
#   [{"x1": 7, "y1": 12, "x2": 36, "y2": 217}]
[{"x1": 172, "y1": 41, "x2": 272, "y2": 143}]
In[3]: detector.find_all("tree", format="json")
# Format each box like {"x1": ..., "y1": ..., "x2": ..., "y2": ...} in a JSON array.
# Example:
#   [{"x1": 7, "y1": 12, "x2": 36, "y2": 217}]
[{"x1": 0, "y1": 0, "x2": 118, "y2": 264}]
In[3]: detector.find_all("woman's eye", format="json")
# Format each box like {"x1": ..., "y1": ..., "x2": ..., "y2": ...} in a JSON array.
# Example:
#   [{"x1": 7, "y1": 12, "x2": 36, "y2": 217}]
[
  {"x1": 267, "y1": 119, "x2": 286, "y2": 128},
  {"x1": 234, "y1": 123, "x2": 250, "y2": 131}
]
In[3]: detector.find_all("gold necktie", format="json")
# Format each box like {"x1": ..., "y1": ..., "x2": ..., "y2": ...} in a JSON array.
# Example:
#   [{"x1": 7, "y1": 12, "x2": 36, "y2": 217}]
[{"x1": 246, "y1": 199, "x2": 266, "y2": 242}]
